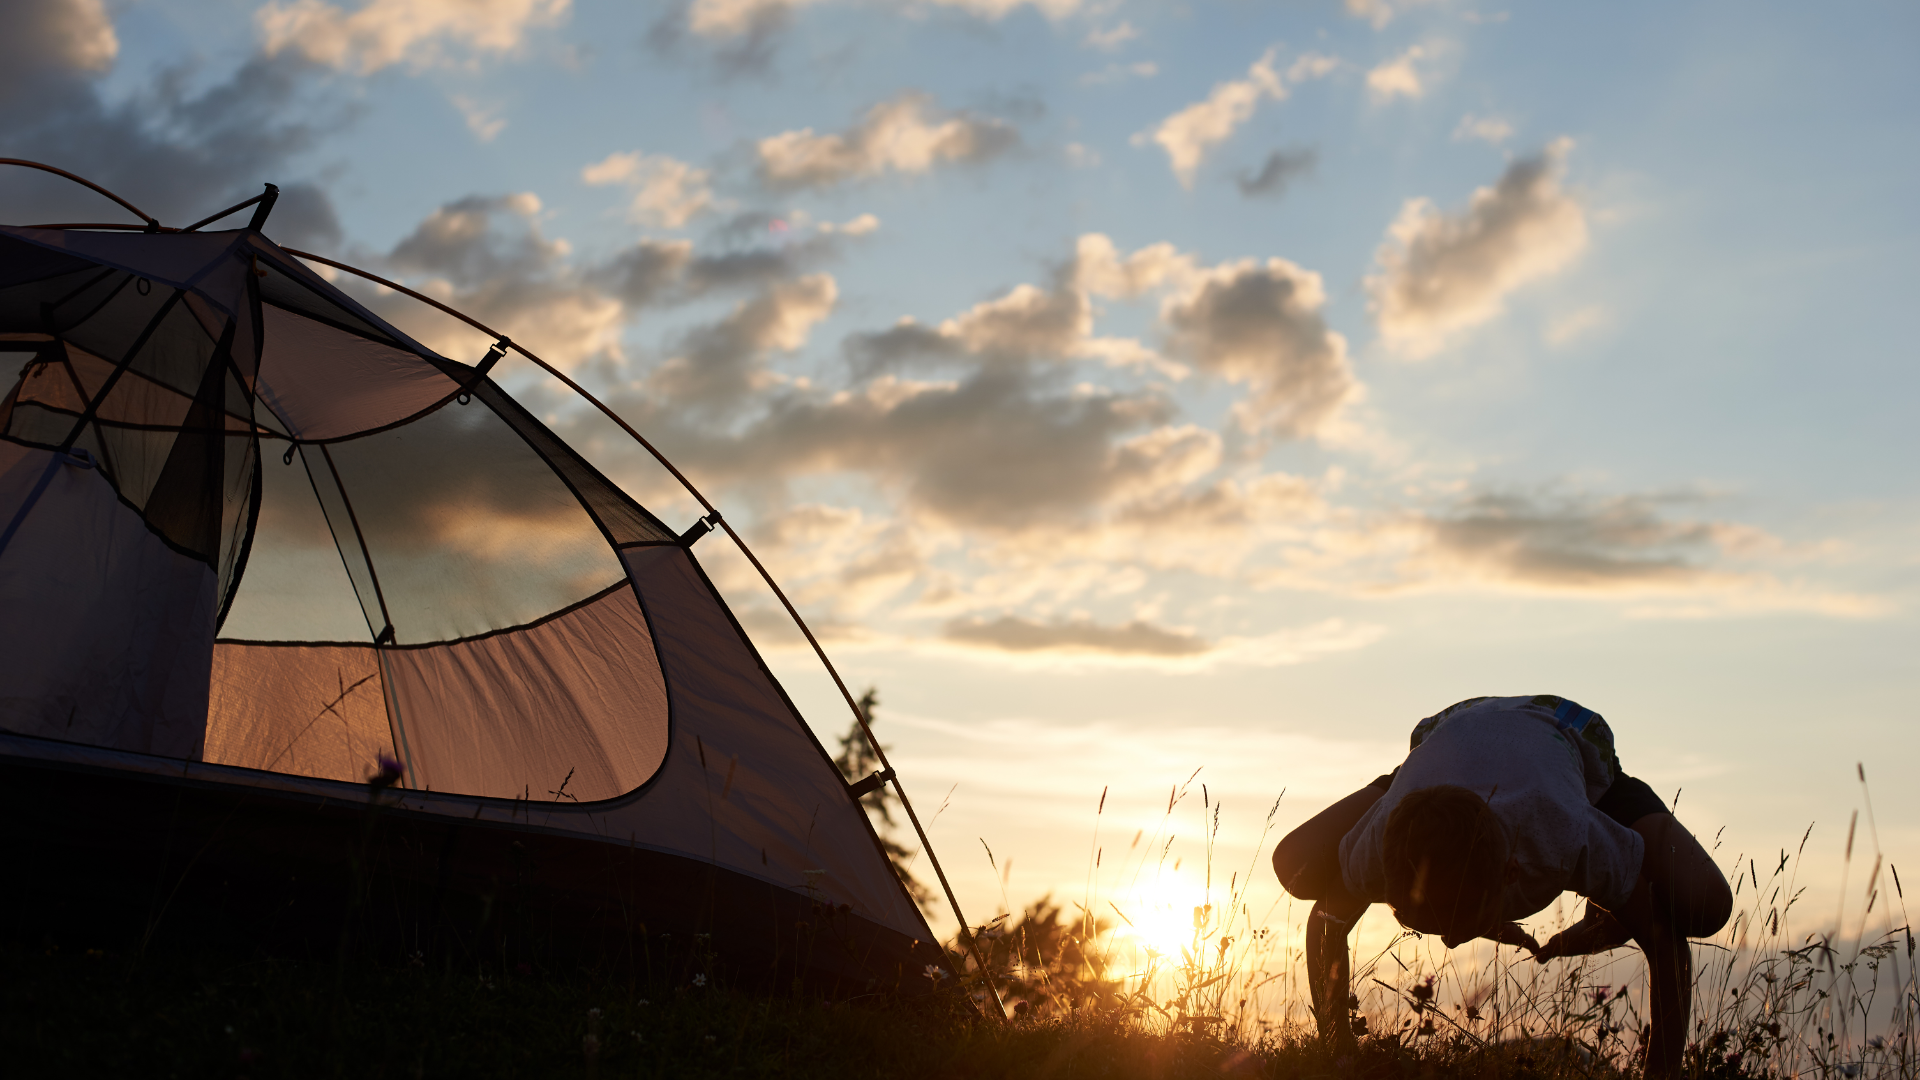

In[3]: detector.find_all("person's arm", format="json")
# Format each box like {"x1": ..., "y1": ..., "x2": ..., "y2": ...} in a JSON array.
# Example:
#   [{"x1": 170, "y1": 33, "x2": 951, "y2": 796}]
[
  {"x1": 1307, "y1": 889, "x2": 1370, "y2": 1050},
  {"x1": 1273, "y1": 782, "x2": 1388, "y2": 1049}
]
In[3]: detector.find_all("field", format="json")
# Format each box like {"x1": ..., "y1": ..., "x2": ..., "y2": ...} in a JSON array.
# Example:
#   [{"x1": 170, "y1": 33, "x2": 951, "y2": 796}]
[{"x1": 8, "y1": 794, "x2": 1915, "y2": 1079}]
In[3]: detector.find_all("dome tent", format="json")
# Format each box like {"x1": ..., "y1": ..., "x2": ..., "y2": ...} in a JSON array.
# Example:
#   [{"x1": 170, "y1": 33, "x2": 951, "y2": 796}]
[{"x1": 0, "y1": 163, "x2": 984, "y2": 997}]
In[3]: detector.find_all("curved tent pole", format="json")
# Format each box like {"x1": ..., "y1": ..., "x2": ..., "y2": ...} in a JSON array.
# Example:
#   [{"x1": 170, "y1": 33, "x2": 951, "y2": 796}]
[
  {"x1": 283, "y1": 247, "x2": 1008, "y2": 1018},
  {"x1": 0, "y1": 159, "x2": 162, "y2": 232}
]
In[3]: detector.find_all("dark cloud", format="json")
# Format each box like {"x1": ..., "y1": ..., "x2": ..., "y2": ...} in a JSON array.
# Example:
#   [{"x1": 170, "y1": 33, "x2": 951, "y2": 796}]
[
  {"x1": 1162, "y1": 259, "x2": 1356, "y2": 436},
  {"x1": 1417, "y1": 491, "x2": 1732, "y2": 589},
  {"x1": 0, "y1": 0, "x2": 349, "y2": 248},
  {"x1": 943, "y1": 614, "x2": 1209, "y2": 656},
  {"x1": 1236, "y1": 147, "x2": 1317, "y2": 199}
]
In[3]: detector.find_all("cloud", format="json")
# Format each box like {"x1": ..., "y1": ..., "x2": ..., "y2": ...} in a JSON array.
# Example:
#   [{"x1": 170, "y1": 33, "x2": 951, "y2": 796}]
[
  {"x1": 1367, "y1": 139, "x2": 1588, "y2": 357},
  {"x1": 1286, "y1": 52, "x2": 1340, "y2": 83},
  {"x1": 1344, "y1": 0, "x2": 1435, "y2": 30},
  {"x1": 1453, "y1": 113, "x2": 1512, "y2": 144},
  {"x1": 1085, "y1": 21, "x2": 1138, "y2": 51},
  {"x1": 1081, "y1": 61, "x2": 1158, "y2": 86},
  {"x1": 687, "y1": 0, "x2": 1085, "y2": 38},
  {"x1": 0, "y1": 0, "x2": 115, "y2": 106},
  {"x1": 944, "y1": 614, "x2": 1208, "y2": 657},
  {"x1": 1142, "y1": 48, "x2": 1284, "y2": 188},
  {"x1": 1366, "y1": 45, "x2": 1426, "y2": 102},
  {"x1": 452, "y1": 95, "x2": 507, "y2": 142},
  {"x1": 0, "y1": 2, "x2": 347, "y2": 250},
  {"x1": 582, "y1": 150, "x2": 714, "y2": 228},
  {"x1": 257, "y1": 0, "x2": 570, "y2": 74},
  {"x1": 755, "y1": 93, "x2": 1019, "y2": 190},
  {"x1": 380, "y1": 193, "x2": 625, "y2": 368},
  {"x1": 1544, "y1": 305, "x2": 1607, "y2": 346},
  {"x1": 1236, "y1": 147, "x2": 1316, "y2": 199},
  {"x1": 646, "y1": 273, "x2": 838, "y2": 410},
  {"x1": 933, "y1": 613, "x2": 1383, "y2": 671},
  {"x1": 1161, "y1": 258, "x2": 1357, "y2": 437}
]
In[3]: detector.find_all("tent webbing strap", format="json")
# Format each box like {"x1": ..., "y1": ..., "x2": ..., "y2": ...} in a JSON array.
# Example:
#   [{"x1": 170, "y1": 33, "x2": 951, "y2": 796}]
[{"x1": 281, "y1": 247, "x2": 1010, "y2": 1021}]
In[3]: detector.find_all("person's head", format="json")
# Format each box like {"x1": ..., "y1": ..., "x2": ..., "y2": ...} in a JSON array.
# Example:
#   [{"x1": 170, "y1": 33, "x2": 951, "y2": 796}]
[{"x1": 1382, "y1": 784, "x2": 1510, "y2": 947}]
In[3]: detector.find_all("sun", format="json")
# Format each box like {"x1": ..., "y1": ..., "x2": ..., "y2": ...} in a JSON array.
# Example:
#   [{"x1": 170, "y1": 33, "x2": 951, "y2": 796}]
[{"x1": 1110, "y1": 875, "x2": 1218, "y2": 967}]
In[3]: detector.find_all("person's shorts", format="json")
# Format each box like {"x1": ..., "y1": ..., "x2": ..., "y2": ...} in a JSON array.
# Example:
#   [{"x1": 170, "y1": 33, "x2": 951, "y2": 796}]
[{"x1": 1367, "y1": 695, "x2": 1670, "y2": 827}]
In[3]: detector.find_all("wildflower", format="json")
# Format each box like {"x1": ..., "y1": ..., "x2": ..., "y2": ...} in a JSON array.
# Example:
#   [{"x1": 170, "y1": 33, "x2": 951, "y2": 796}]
[
  {"x1": 692, "y1": 973, "x2": 707, "y2": 987},
  {"x1": 704, "y1": 1035, "x2": 717, "y2": 1044},
  {"x1": 587, "y1": 1008, "x2": 602, "y2": 1021},
  {"x1": 1592, "y1": 987, "x2": 1610, "y2": 1006},
  {"x1": 637, "y1": 999, "x2": 650, "y2": 1007},
  {"x1": 1418, "y1": 1019, "x2": 1435, "y2": 1036},
  {"x1": 369, "y1": 753, "x2": 405, "y2": 791},
  {"x1": 1465, "y1": 1005, "x2": 1481, "y2": 1022},
  {"x1": 630, "y1": 1031, "x2": 644, "y2": 1044},
  {"x1": 582, "y1": 1033, "x2": 601, "y2": 1061},
  {"x1": 923, "y1": 964, "x2": 947, "y2": 984},
  {"x1": 1411, "y1": 976, "x2": 1435, "y2": 1003},
  {"x1": 1840, "y1": 1064, "x2": 1860, "y2": 1079}
]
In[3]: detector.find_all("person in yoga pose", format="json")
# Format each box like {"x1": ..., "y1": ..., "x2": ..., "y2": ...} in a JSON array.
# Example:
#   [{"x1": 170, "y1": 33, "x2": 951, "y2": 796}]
[{"x1": 1271, "y1": 695, "x2": 1732, "y2": 1078}]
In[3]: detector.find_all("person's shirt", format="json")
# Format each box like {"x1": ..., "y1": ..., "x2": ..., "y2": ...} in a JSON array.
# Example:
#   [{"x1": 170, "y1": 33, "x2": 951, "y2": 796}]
[{"x1": 1337, "y1": 696, "x2": 1646, "y2": 919}]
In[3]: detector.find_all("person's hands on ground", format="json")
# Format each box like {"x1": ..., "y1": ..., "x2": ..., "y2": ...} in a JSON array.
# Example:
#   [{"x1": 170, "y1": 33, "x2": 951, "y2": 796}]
[
  {"x1": 1485, "y1": 921, "x2": 1541, "y2": 957},
  {"x1": 1535, "y1": 905, "x2": 1634, "y2": 962}
]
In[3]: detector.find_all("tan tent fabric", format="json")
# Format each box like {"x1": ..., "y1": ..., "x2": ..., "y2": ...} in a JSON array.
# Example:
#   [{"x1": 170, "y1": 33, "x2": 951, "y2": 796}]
[
  {"x1": 384, "y1": 583, "x2": 671, "y2": 801},
  {"x1": 205, "y1": 642, "x2": 390, "y2": 781},
  {"x1": 255, "y1": 305, "x2": 457, "y2": 441}
]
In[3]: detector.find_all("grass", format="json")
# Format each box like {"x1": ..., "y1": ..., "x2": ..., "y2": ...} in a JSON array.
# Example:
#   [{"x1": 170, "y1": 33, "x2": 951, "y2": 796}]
[{"x1": 9, "y1": 768, "x2": 1916, "y2": 1078}]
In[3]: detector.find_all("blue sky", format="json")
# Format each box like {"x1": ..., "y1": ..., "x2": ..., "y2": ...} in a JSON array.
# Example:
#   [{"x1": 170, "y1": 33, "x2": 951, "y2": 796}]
[{"x1": 5, "y1": 0, "x2": 1917, "y2": 942}]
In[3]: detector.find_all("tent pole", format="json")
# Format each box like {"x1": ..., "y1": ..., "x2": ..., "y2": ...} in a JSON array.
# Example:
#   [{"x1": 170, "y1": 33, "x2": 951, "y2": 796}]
[
  {"x1": 0, "y1": 159, "x2": 162, "y2": 231},
  {"x1": 281, "y1": 247, "x2": 1010, "y2": 1019}
]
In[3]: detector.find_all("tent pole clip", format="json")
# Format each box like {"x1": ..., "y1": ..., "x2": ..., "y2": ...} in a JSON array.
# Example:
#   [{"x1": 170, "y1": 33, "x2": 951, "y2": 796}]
[
  {"x1": 846, "y1": 768, "x2": 895, "y2": 800},
  {"x1": 678, "y1": 512, "x2": 722, "y2": 548},
  {"x1": 282, "y1": 439, "x2": 300, "y2": 465},
  {"x1": 458, "y1": 337, "x2": 511, "y2": 405}
]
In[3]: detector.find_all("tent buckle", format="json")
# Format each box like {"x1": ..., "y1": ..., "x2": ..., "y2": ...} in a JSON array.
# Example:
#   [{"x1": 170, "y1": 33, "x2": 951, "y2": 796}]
[{"x1": 846, "y1": 768, "x2": 895, "y2": 800}]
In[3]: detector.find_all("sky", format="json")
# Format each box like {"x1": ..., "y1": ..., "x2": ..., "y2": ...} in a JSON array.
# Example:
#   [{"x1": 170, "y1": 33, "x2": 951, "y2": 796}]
[{"x1": 4, "y1": 0, "x2": 1918, "y2": 953}]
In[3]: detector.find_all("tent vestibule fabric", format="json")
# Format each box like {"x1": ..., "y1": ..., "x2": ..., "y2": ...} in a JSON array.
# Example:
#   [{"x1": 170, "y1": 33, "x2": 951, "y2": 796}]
[{"x1": 0, "y1": 212, "x2": 938, "y2": 988}]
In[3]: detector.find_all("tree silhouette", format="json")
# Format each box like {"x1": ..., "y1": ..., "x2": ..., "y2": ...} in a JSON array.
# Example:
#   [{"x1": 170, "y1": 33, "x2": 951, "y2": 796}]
[{"x1": 833, "y1": 687, "x2": 937, "y2": 913}]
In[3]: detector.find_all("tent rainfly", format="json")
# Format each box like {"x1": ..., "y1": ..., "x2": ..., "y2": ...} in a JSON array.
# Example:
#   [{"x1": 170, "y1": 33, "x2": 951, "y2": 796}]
[{"x1": 0, "y1": 161, "x2": 988, "y2": 1000}]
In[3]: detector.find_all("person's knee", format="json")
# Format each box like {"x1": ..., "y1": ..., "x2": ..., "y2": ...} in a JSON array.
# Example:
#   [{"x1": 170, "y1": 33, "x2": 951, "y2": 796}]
[
  {"x1": 1273, "y1": 830, "x2": 1335, "y2": 900},
  {"x1": 1683, "y1": 869, "x2": 1734, "y2": 939},
  {"x1": 1638, "y1": 814, "x2": 1733, "y2": 938}
]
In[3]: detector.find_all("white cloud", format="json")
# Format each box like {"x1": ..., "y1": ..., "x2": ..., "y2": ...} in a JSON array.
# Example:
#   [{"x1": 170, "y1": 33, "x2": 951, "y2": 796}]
[
  {"x1": 1286, "y1": 52, "x2": 1340, "y2": 83},
  {"x1": 1081, "y1": 60, "x2": 1159, "y2": 86},
  {"x1": 257, "y1": 0, "x2": 570, "y2": 74},
  {"x1": 582, "y1": 150, "x2": 714, "y2": 229},
  {"x1": 1085, "y1": 21, "x2": 1138, "y2": 51},
  {"x1": 1065, "y1": 142, "x2": 1102, "y2": 169},
  {"x1": 756, "y1": 93, "x2": 1018, "y2": 190},
  {"x1": 1366, "y1": 44, "x2": 1427, "y2": 102},
  {"x1": 685, "y1": 0, "x2": 1085, "y2": 39},
  {"x1": 1141, "y1": 47, "x2": 1285, "y2": 188},
  {"x1": 1453, "y1": 113, "x2": 1513, "y2": 144},
  {"x1": 1367, "y1": 138, "x2": 1588, "y2": 357},
  {"x1": 452, "y1": 96, "x2": 507, "y2": 142},
  {"x1": 1544, "y1": 304, "x2": 1607, "y2": 346},
  {"x1": 818, "y1": 212, "x2": 880, "y2": 236},
  {"x1": 1344, "y1": 0, "x2": 1435, "y2": 30}
]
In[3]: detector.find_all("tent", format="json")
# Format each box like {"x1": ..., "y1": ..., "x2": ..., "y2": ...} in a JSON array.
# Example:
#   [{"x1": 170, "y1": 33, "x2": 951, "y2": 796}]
[{"x1": 0, "y1": 163, "x2": 979, "y2": 996}]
